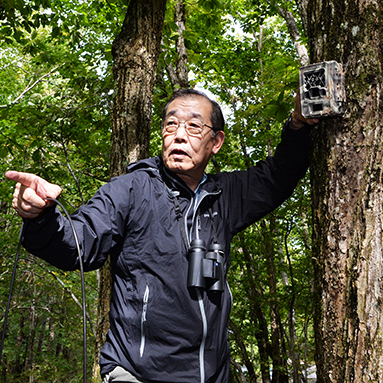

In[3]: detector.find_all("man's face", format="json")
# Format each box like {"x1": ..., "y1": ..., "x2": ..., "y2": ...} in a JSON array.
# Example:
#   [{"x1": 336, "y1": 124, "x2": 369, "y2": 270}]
[{"x1": 162, "y1": 96, "x2": 224, "y2": 190}]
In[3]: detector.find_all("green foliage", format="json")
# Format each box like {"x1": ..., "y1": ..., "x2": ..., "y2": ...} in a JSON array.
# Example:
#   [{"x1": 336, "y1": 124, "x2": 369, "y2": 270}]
[
  {"x1": 0, "y1": 1, "x2": 121, "y2": 381},
  {"x1": 227, "y1": 179, "x2": 315, "y2": 380},
  {"x1": 0, "y1": 251, "x2": 99, "y2": 382}
]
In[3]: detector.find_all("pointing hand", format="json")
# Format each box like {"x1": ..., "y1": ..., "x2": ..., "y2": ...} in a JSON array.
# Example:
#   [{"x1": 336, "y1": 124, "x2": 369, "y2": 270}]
[{"x1": 5, "y1": 171, "x2": 62, "y2": 219}]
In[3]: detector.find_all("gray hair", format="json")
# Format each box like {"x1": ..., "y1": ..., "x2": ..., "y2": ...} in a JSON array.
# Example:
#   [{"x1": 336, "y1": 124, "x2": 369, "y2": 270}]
[{"x1": 162, "y1": 89, "x2": 225, "y2": 132}]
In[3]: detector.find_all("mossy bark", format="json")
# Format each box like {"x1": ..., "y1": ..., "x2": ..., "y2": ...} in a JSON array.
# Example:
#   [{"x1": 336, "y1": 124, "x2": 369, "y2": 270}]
[{"x1": 302, "y1": 0, "x2": 383, "y2": 381}]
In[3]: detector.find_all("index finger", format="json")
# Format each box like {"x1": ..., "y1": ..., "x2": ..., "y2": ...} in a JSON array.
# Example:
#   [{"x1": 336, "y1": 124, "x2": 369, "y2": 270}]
[
  {"x1": 5, "y1": 171, "x2": 62, "y2": 200},
  {"x1": 5, "y1": 171, "x2": 37, "y2": 187}
]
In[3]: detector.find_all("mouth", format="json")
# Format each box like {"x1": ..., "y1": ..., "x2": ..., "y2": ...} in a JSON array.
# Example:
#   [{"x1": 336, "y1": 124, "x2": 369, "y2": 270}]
[{"x1": 170, "y1": 149, "x2": 189, "y2": 158}]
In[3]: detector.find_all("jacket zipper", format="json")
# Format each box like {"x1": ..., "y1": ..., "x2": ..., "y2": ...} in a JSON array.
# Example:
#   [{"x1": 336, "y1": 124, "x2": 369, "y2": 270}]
[
  {"x1": 190, "y1": 192, "x2": 212, "y2": 383},
  {"x1": 196, "y1": 289, "x2": 207, "y2": 383},
  {"x1": 140, "y1": 285, "x2": 150, "y2": 357},
  {"x1": 188, "y1": 190, "x2": 219, "y2": 241},
  {"x1": 164, "y1": 172, "x2": 222, "y2": 381}
]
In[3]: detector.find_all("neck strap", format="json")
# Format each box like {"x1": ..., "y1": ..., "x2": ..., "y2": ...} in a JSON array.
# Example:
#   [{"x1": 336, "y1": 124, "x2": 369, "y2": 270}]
[
  {"x1": 171, "y1": 194, "x2": 219, "y2": 249},
  {"x1": 208, "y1": 207, "x2": 219, "y2": 244},
  {"x1": 171, "y1": 194, "x2": 190, "y2": 250}
]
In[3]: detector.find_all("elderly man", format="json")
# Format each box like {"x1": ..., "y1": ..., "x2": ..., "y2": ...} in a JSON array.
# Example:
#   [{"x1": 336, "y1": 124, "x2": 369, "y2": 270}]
[{"x1": 6, "y1": 88, "x2": 316, "y2": 383}]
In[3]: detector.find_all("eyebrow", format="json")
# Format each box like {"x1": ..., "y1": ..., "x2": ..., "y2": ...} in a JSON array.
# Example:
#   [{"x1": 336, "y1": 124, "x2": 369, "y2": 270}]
[{"x1": 166, "y1": 110, "x2": 204, "y2": 120}]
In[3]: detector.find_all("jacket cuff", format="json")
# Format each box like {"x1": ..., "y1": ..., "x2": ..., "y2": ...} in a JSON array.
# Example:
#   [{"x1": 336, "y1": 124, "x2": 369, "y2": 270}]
[
  {"x1": 23, "y1": 205, "x2": 58, "y2": 232},
  {"x1": 281, "y1": 115, "x2": 311, "y2": 143}
]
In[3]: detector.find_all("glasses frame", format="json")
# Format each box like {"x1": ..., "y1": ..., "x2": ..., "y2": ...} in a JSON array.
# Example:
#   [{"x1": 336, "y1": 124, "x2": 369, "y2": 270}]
[{"x1": 162, "y1": 116, "x2": 214, "y2": 138}]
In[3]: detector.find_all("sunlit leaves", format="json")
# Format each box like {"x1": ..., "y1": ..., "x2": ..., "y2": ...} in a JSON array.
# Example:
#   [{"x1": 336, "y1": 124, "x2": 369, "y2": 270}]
[{"x1": 0, "y1": 3, "x2": 115, "y2": 380}]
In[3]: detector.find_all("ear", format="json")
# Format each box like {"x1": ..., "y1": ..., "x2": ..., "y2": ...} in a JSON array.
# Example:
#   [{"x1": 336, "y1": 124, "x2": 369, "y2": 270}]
[{"x1": 212, "y1": 131, "x2": 225, "y2": 155}]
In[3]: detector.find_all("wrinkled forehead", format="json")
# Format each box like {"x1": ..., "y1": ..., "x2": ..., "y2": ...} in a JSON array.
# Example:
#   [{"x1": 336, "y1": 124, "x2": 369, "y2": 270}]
[{"x1": 165, "y1": 96, "x2": 213, "y2": 121}]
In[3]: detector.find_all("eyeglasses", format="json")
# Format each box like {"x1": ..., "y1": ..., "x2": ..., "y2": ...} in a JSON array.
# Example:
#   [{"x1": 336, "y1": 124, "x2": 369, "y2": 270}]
[{"x1": 162, "y1": 116, "x2": 214, "y2": 137}]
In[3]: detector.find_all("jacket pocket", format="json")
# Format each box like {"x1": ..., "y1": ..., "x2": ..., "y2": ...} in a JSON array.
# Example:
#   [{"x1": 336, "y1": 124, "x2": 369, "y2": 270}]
[{"x1": 140, "y1": 284, "x2": 150, "y2": 357}]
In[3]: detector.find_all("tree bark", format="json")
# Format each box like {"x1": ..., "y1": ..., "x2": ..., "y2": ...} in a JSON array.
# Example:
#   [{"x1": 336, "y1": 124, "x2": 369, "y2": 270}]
[
  {"x1": 173, "y1": 0, "x2": 189, "y2": 89},
  {"x1": 92, "y1": 1, "x2": 167, "y2": 381},
  {"x1": 302, "y1": 0, "x2": 383, "y2": 381},
  {"x1": 109, "y1": 0, "x2": 167, "y2": 176},
  {"x1": 295, "y1": 0, "x2": 310, "y2": 43}
]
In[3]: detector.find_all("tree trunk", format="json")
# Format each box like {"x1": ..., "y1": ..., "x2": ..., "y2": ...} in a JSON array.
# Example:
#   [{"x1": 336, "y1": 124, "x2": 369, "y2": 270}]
[
  {"x1": 303, "y1": 0, "x2": 383, "y2": 381},
  {"x1": 238, "y1": 232, "x2": 271, "y2": 383},
  {"x1": 109, "y1": 0, "x2": 167, "y2": 175},
  {"x1": 261, "y1": 220, "x2": 288, "y2": 383},
  {"x1": 173, "y1": 0, "x2": 189, "y2": 89},
  {"x1": 92, "y1": 1, "x2": 167, "y2": 381},
  {"x1": 229, "y1": 318, "x2": 258, "y2": 383}
]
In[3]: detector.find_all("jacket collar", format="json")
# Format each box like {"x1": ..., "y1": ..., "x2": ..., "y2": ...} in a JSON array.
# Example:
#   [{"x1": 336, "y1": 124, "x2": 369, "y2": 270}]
[{"x1": 126, "y1": 156, "x2": 221, "y2": 197}]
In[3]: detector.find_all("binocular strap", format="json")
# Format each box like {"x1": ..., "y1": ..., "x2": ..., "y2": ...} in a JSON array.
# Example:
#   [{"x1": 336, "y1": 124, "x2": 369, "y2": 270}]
[{"x1": 171, "y1": 195, "x2": 219, "y2": 251}]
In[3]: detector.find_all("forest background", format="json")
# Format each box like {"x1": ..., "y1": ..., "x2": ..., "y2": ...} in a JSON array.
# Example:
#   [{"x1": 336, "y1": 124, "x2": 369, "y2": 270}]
[{"x1": 1, "y1": 0, "x2": 378, "y2": 382}]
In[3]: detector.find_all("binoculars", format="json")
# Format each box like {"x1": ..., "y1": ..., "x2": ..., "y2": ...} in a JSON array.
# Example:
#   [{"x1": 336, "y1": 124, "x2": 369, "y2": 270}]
[{"x1": 187, "y1": 239, "x2": 224, "y2": 292}]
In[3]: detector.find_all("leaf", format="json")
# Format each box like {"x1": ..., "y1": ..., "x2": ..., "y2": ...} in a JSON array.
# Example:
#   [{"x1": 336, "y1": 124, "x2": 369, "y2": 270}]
[
  {"x1": 1, "y1": 25, "x2": 13, "y2": 37},
  {"x1": 168, "y1": 21, "x2": 178, "y2": 32},
  {"x1": 170, "y1": 31, "x2": 180, "y2": 41},
  {"x1": 184, "y1": 38, "x2": 193, "y2": 49},
  {"x1": 0, "y1": 145, "x2": 8, "y2": 159},
  {"x1": 52, "y1": 26, "x2": 61, "y2": 38}
]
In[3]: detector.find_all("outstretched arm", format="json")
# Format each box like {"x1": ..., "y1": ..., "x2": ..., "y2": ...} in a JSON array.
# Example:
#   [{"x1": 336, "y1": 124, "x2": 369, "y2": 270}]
[
  {"x1": 222, "y1": 90, "x2": 316, "y2": 235},
  {"x1": 5, "y1": 171, "x2": 119, "y2": 271},
  {"x1": 5, "y1": 171, "x2": 62, "y2": 219}
]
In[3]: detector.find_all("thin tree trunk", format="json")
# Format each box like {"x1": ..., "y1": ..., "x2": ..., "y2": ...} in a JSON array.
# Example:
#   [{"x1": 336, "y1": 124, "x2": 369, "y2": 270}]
[
  {"x1": 229, "y1": 318, "x2": 258, "y2": 383},
  {"x1": 277, "y1": 4, "x2": 309, "y2": 66},
  {"x1": 166, "y1": 0, "x2": 189, "y2": 90},
  {"x1": 303, "y1": 0, "x2": 383, "y2": 381},
  {"x1": 230, "y1": 356, "x2": 249, "y2": 383},
  {"x1": 283, "y1": 227, "x2": 301, "y2": 383},
  {"x1": 239, "y1": 233, "x2": 271, "y2": 383},
  {"x1": 24, "y1": 281, "x2": 37, "y2": 376},
  {"x1": 261, "y1": 220, "x2": 288, "y2": 383}
]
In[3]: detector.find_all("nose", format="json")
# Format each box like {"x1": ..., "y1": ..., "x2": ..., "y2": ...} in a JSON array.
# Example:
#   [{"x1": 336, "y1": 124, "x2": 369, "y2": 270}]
[{"x1": 173, "y1": 122, "x2": 188, "y2": 141}]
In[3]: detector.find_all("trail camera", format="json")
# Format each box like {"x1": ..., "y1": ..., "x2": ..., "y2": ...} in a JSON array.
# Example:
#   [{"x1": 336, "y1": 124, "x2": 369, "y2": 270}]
[{"x1": 299, "y1": 61, "x2": 346, "y2": 119}]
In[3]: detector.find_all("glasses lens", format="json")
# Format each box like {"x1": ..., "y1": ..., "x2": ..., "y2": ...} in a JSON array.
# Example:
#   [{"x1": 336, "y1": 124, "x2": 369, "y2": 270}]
[
  {"x1": 185, "y1": 120, "x2": 203, "y2": 136},
  {"x1": 162, "y1": 117, "x2": 206, "y2": 136},
  {"x1": 163, "y1": 117, "x2": 178, "y2": 134}
]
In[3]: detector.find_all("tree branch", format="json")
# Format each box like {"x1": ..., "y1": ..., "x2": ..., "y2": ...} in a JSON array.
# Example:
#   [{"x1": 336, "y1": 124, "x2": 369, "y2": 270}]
[
  {"x1": 276, "y1": 4, "x2": 309, "y2": 66},
  {"x1": 0, "y1": 67, "x2": 60, "y2": 108},
  {"x1": 42, "y1": 265, "x2": 96, "y2": 339}
]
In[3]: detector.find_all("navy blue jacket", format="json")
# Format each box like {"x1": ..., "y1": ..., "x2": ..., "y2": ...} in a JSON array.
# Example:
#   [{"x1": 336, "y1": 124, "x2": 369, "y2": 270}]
[{"x1": 22, "y1": 122, "x2": 310, "y2": 382}]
